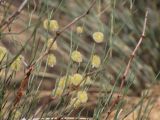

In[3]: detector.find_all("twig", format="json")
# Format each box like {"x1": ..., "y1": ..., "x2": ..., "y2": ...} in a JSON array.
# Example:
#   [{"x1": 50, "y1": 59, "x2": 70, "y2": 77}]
[
  {"x1": 105, "y1": 95, "x2": 120, "y2": 120},
  {"x1": 105, "y1": 10, "x2": 149, "y2": 119},
  {"x1": 32, "y1": 0, "x2": 96, "y2": 65},
  {"x1": 120, "y1": 10, "x2": 148, "y2": 89},
  {"x1": 13, "y1": 66, "x2": 33, "y2": 106},
  {"x1": 0, "y1": 0, "x2": 28, "y2": 30}
]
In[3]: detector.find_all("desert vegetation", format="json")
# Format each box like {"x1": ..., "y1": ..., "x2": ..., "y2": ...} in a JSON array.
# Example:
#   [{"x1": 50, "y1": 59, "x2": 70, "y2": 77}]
[{"x1": 0, "y1": 0, "x2": 160, "y2": 120}]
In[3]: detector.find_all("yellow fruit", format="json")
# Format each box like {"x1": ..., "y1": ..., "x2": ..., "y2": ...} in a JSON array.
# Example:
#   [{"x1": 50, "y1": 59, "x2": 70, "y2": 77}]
[
  {"x1": 76, "y1": 26, "x2": 83, "y2": 34},
  {"x1": 43, "y1": 19, "x2": 59, "y2": 31},
  {"x1": 47, "y1": 54, "x2": 56, "y2": 67},
  {"x1": 77, "y1": 91, "x2": 88, "y2": 103},
  {"x1": 71, "y1": 50, "x2": 83, "y2": 63},
  {"x1": 71, "y1": 73, "x2": 83, "y2": 86},
  {"x1": 93, "y1": 32, "x2": 104, "y2": 43},
  {"x1": 58, "y1": 75, "x2": 72, "y2": 88},
  {"x1": 91, "y1": 54, "x2": 101, "y2": 68},
  {"x1": 53, "y1": 87, "x2": 63, "y2": 97}
]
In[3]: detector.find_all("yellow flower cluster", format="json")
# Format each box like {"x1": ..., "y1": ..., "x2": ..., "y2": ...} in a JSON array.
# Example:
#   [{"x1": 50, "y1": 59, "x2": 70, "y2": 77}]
[
  {"x1": 11, "y1": 55, "x2": 24, "y2": 71},
  {"x1": 77, "y1": 91, "x2": 88, "y2": 103},
  {"x1": 46, "y1": 38, "x2": 57, "y2": 67},
  {"x1": 71, "y1": 50, "x2": 83, "y2": 63},
  {"x1": 58, "y1": 75, "x2": 72, "y2": 88},
  {"x1": 47, "y1": 54, "x2": 56, "y2": 67},
  {"x1": 93, "y1": 32, "x2": 104, "y2": 43},
  {"x1": 47, "y1": 38, "x2": 57, "y2": 50},
  {"x1": 43, "y1": 19, "x2": 59, "y2": 31},
  {"x1": 53, "y1": 87, "x2": 63, "y2": 97},
  {"x1": 91, "y1": 54, "x2": 101, "y2": 68},
  {"x1": 52, "y1": 73, "x2": 92, "y2": 98},
  {"x1": 52, "y1": 75, "x2": 72, "y2": 97},
  {"x1": 70, "y1": 74, "x2": 92, "y2": 86},
  {"x1": 69, "y1": 90, "x2": 88, "y2": 108},
  {"x1": 76, "y1": 26, "x2": 83, "y2": 34},
  {"x1": 71, "y1": 73, "x2": 83, "y2": 86},
  {"x1": 0, "y1": 46, "x2": 7, "y2": 61}
]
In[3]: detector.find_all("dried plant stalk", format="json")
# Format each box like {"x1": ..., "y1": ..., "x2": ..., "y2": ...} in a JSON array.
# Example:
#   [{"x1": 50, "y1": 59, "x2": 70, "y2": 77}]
[
  {"x1": 0, "y1": 0, "x2": 28, "y2": 30},
  {"x1": 13, "y1": 66, "x2": 33, "y2": 106},
  {"x1": 105, "y1": 10, "x2": 149, "y2": 119}
]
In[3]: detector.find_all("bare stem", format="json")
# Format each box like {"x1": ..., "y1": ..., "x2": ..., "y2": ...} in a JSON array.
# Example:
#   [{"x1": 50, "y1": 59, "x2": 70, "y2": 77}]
[
  {"x1": 105, "y1": 10, "x2": 149, "y2": 119},
  {"x1": 120, "y1": 10, "x2": 148, "y2": 89},
  {"x1": 13, "y1": 66, "x2": 33, "y2": 107},
  {"x1": 0, "y1": 0, "x2": 28, "y2": 30}
]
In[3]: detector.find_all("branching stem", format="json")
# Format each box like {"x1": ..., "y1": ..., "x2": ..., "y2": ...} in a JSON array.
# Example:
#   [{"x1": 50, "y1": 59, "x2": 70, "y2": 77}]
[{"x1": 105, "y1": 10, "x2": 149, "y2": 119}]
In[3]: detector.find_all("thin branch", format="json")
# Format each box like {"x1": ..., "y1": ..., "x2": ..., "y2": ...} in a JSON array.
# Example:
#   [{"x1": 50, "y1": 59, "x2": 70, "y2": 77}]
[
  {"x1": 13, "y1": 66, "x2": 33, "y2": 107},
  {"x1": 0, "y1": 0, "x2": 28, "y2": 30},
  {"x1": 32, "y1": 0, "x2": 96, "y2": 65},
  {"x1": 120, "y1": 10, "x2": 148, "y2": 89},
  {"x1": 105, "y1": 10, "x2": 149, "y2": 119}
]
